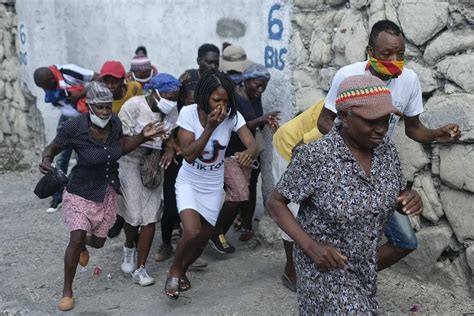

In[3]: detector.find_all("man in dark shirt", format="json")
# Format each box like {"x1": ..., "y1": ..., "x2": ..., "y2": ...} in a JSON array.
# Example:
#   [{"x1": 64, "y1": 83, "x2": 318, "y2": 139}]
[{"x1": 179, "y1": 43, "x2": 220, "y2": 84}]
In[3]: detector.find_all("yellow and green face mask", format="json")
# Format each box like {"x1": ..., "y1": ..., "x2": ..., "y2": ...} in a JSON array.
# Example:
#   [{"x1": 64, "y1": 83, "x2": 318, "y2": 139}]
[{"x1": 367, "y1": 56, "x2": 404, "y2": 78}]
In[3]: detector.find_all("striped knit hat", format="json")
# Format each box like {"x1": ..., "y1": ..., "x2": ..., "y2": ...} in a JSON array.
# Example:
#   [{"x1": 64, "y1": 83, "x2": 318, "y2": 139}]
[
  {"x1": 130, "y1": 55, "x2": 152, "y2": 71},
  {"x1": 335, "y1": 74, "x2": 401, "y2": 119}
]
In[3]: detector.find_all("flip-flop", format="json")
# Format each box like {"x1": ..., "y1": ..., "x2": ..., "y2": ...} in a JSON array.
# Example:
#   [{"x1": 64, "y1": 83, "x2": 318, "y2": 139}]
[
  {"x1": 281, "y1": 274, "x2": 296, "y2": 293},
  {"x1": 179, "y1": 275, "x2": 191, "y2": 292},
  {"x1": 164, "y1": 277, "x2": 180, "y2": 300}
]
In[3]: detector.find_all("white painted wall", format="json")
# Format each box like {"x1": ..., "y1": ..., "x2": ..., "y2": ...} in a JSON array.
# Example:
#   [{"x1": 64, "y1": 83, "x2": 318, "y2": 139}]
[{"x1": 16, "y1": 0, "x2": 292, "y2": 147}]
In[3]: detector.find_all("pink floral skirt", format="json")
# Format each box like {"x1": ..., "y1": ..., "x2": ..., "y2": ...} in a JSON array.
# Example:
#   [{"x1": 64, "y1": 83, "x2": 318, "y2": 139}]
[{"x1": 62, "y1": 186, "x2": 118, "y2": 238}]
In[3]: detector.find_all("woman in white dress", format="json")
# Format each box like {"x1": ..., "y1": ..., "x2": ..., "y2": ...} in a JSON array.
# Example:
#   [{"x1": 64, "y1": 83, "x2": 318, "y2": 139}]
[
  {"x1": 117, "y1": 73, "x2": 181, "y2": 286},
  {"x1": 164, "y1": 70, "x2": 257, "y2": 299}
]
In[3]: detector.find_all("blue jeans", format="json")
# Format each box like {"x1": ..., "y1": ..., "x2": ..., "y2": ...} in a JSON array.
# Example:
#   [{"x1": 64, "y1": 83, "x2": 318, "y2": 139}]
[
  {"x1": 384, "y1": 211, "x2": 418, "y2": 250},
  {"x1": 52, "y1": 115, "x2": 73, "y2": 203}
]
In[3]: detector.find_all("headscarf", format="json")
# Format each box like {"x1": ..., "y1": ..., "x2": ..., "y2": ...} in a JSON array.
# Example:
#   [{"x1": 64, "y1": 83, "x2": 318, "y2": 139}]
[
  {"x1": 242, "y1": 63, "x2": 271, "y2": 81},
  {"x1": 143, "y1": 73, "x2": 181, "y2": 93},
  {"x1": 86, "y1": 81, "x2": 113, "y2": 104}
]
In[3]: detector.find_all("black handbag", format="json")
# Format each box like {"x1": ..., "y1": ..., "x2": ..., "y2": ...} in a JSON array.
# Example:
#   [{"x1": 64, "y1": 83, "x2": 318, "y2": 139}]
[{"x1": 34, "y1": 167, "x2": 70, "y2": 199}]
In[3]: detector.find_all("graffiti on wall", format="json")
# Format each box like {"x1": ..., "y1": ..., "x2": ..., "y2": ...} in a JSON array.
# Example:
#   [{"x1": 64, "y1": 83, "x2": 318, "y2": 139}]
[{"x1": 264, "y1": 4, "x2": 287, "y2": 70}]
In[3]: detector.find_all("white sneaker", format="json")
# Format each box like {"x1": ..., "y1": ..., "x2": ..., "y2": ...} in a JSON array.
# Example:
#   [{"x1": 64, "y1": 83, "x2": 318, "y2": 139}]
[
  {"x1": 132, "y1": 265, "x2": 155, "y2": 286},
  {"x1": 46, "y1": 201, "x2": 62, "y2": 213},
  {"x1": 121, "y1": 246, "x2": 136, "y2": 274}
]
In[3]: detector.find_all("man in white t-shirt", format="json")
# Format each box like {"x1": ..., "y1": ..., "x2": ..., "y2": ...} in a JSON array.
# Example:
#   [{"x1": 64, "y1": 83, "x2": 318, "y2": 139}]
[{"x1": 316, "y1": 20, "x2": 461, "y2": 271}]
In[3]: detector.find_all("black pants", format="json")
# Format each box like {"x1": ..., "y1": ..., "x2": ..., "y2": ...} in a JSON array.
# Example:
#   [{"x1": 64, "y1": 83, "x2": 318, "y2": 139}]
[{"x1": 161, "y1": 157, "x2": 182, "y2": 244}]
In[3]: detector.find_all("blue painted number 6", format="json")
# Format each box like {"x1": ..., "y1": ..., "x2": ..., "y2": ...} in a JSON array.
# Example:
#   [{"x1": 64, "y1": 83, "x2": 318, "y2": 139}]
[{"x1": 268, "y1": 4, "x2": 283, "y2": 40}]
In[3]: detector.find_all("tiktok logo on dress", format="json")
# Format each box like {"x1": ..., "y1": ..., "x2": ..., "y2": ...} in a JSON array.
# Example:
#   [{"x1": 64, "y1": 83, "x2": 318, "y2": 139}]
[{"x1": 192, "y1": 140, "x2": 226, "y2": 171}]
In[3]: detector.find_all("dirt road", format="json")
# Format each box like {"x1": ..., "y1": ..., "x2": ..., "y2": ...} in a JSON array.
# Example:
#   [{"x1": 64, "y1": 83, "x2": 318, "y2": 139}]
[{"x1": 1, "y1": 170, "x2": 473, "y2": 315}]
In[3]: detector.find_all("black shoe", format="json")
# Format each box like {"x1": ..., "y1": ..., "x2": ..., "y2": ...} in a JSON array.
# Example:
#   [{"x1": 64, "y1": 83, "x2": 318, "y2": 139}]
[
  {"x1": 46, "y1": 199, "x2": 62, "y2": 213},
  {"x1": 209, "y1": 234, "x2": 235, "y2": 254},
  {"x1": 107, "y1": 215, "x2": 125, "y2": 238}
]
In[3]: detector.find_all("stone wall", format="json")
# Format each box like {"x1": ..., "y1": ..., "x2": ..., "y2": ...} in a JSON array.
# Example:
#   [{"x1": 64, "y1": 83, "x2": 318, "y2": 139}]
[
  {"x1": 289, "y1": 0, "x2": 473, "y2": 295},
  {"x1": 0, "y1": 0, "x2": 43, "y2": 170}
]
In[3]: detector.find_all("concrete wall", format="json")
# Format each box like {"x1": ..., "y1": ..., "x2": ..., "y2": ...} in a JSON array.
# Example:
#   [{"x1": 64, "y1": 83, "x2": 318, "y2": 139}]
[
  {"x1": 0, "y1": 0, "x2": 43, "y2": 170},
  {"x1": 16, "y1": 0, "x2": 292, "y2": 145}
]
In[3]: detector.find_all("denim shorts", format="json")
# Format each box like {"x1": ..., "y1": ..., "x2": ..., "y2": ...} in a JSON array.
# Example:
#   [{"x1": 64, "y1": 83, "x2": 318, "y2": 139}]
[{"x1": 383, "y1": 211, "x2": 418, "y2": 250}]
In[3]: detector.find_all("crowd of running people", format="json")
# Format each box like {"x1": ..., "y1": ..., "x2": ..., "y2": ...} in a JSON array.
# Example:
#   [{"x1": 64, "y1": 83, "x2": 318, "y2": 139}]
[{"x1": 36, "y1": 20, "x2": 461, "y2": 314}]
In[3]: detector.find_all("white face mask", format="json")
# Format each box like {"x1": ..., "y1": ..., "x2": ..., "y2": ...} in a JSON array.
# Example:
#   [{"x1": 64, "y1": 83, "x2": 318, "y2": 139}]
[
  {"x1": 132, "y1": 71, "x2": 153, "y2": 83},
  {"x1": 154, "y1": 89, "x2": 177, "y2": 114},
  {"x1": 88, "y1": 105, "x2": 111, "y2": 128}
]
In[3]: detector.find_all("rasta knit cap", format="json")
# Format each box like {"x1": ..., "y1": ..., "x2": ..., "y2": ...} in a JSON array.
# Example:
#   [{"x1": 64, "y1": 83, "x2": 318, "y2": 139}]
[
  {"x1": 86, "y1": 81, "x2": 113, "y2": 104},
  {"x1": 335, "y1": 74, "x2": 402, "y2": 120}
]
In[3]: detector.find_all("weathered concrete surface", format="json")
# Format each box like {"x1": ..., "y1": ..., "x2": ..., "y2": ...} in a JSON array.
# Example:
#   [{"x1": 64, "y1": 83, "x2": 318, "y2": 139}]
[
  {"x1": 397, "y1": 0, "x2": 449, "y2": 46},
  {"x1": 440, "y1": 187, "x2": 474, "y2": 242},
  {"x1": 2, "y1": 171, "x2": 474, "y2": 315}
]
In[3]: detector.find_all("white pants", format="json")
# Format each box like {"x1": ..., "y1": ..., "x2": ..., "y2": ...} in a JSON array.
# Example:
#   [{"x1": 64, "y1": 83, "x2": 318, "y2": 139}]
[{"x1": 272, "y1": 149, "x2": 299, "y2": 242}]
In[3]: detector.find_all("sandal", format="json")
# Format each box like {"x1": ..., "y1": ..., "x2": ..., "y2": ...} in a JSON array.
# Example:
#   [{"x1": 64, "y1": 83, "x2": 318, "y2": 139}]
[
  {"x1": 179, "y1": 275, "x2": 191, "y2": 292},
  {"x1": 281, "y1": 274, "x2": 296, "y2": 293},
  {"x1": 58, "y1": 296, "x2": 75, "y2": 311},
  {"x1": 238, "y1": 228, "x2": 254, "y2": 241},
  {"x1": 164, "y1": 276, "x2": 180, "y2": 300}
]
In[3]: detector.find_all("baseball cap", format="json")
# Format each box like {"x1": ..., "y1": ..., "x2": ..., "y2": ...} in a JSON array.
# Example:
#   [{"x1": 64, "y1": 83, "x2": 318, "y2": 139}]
[{"x1": 99, "y1": 60, "x2": 126, "y2": 79}]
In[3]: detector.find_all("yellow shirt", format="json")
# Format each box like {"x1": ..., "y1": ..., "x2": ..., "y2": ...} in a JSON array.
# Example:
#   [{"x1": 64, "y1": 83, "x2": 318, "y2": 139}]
[
  {"x1": 112, "y1": 81, "x2": 143, "y2": 113},
  {"x1": 273, "y1": 100, "x2": 325, "y2": 161}
]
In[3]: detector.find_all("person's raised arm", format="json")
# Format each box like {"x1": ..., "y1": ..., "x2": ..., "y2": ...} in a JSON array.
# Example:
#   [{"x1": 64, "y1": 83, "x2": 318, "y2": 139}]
[
  {"x1": 121, "y1": 122, "x2": 167, "y2": 155},
  {"x1": 179, "y1": 105, "x2": 226, "y2": 163},
  {"x1": 404, "y1": 115, "x2": 461, "y2": 143},
  {"x1": 246, "y1": 111, "x2": 281, "y2": 132}
]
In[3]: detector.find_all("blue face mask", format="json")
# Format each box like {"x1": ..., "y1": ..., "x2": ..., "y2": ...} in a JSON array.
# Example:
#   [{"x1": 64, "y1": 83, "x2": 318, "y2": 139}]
[{"x1": 44, "y1": 89, "x2": 65, "y2": 104}]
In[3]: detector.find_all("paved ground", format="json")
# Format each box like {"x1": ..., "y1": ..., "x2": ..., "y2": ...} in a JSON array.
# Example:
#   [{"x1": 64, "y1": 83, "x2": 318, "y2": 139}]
[{"x1": 1, "y1": 170, "x2": 474, "y2": 315}]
